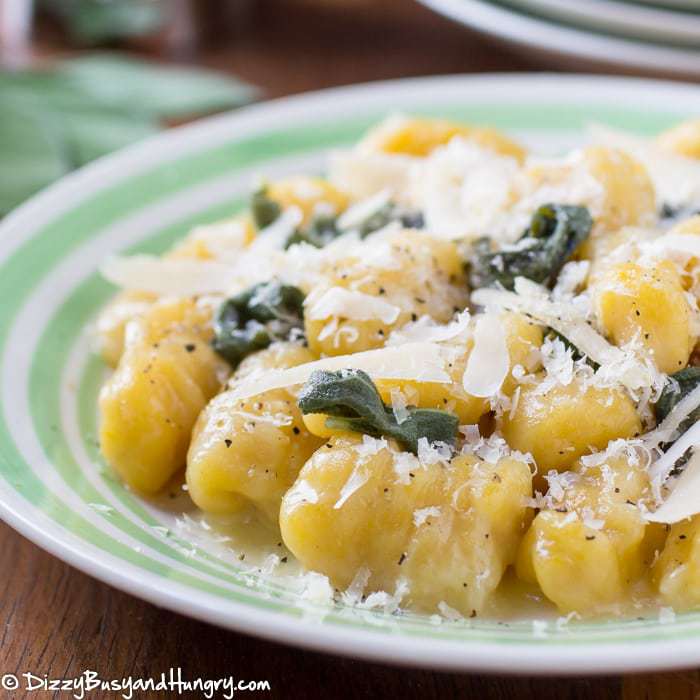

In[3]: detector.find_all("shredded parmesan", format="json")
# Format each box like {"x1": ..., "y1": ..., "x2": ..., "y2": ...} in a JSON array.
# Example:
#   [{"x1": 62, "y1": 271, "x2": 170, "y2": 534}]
[
  {"x1": 388, "y1": 311, "x2": 471, "y2": 345},
  {"x1": 305, "y1": 287, "x2": 401, "y2": 324},
  {"x1": 647, "y1": 449, "x2": 700, "y2": 523},
  {"x1": 337, "y1": 189, "x2": 392, "y2": 231},
  {"x1": 472, "y1": 281, "x2": 663, "y2": 396},
  {"x1": 101, "y1": 255, "x2": 235, "y2": 296},
  {"x1": 341, "y1": 567, "x2": 371, "y2": 605},
  {"x1": 334, "y1": 464, "x2": 370, "y2": 509},
  {"x1": 284, "y1": 480, "x2": 319, "y2": 509},
  {"x1": 462, "y1": 314, "x2": 509, "y2": 397},
  {"x1": 226, "y1": 342, "x2": 453, "y2": 401},
  {"x1": 645, "y1": 383, "x2": 700, "y2": 448},
  {"x1": 413, "y1": 506, "x2": 441, "y2": 527},
  {"x1": 393, "y1": 451, "x2": 419, "y2": 485},
  {"x1": 390, "y1": 388, "x2": 410, "y2": 425}
]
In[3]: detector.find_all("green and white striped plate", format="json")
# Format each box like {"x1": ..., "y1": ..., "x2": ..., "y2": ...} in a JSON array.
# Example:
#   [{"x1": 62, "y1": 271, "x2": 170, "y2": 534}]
[{"x1": 2, "y1": 74, "x2": 700, "y2": 674}]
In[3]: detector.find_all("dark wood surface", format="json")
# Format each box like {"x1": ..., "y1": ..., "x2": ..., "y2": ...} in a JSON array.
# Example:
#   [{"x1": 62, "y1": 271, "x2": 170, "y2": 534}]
[{"x1": 2, "y1": 2, "x2": 699, "y2": 697}]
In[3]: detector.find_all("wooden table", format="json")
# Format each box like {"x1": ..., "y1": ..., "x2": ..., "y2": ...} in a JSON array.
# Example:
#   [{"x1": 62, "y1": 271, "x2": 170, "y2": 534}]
[{"x1": 2, "y1": 2, "x2": 698, "y2": 697}]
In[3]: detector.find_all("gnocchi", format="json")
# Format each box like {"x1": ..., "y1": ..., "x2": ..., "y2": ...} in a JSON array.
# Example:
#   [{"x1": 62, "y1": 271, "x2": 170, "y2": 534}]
[{"x1": 94, "y1": 115, "x2": 700, "y2": 622}]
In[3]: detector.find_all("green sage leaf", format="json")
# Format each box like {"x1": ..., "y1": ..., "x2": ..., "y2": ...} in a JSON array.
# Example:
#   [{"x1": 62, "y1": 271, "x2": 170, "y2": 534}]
[
  {"x1": 212, "y1": 280, "x2": 305, "y2": 368},
  {"x1": 297, "y1": 368, "x2": 458, "y2": 455},
  {"x1": 655, "y1": 367, "x2": 700, "y2": 437},
  {"x1": 251, "y1": 187, "x2": 282, "y2": 230},
  {"x1": 468, "y1": 204, "x2": 593, "y2": 291}
]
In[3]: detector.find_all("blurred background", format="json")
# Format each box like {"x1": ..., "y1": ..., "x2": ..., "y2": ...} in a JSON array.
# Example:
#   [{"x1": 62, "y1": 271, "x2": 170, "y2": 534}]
[{"x1": 1, "y1": 0, "x2": 698, "y2": 214}]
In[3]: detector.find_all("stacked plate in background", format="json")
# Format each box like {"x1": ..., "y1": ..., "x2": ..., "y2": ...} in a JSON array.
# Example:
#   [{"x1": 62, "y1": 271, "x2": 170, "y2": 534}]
[{"x1": 418, "y1": 0, "x2": 700, "y2": 78}]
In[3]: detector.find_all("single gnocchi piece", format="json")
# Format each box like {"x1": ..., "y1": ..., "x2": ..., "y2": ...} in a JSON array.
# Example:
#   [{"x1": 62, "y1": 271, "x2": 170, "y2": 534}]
[
  {"x1": 99, "y1": 298, "x2": 228, "y2": 494},
  {"x1": 96, "y1": 290, "x2": 155, "y2": 368},
  {"x1": 280, "y1": 435, "x2": 532, "y2": 615},
  {"x1": 96, "y1": 215, "x2": 254, "y2": 367},
  {"x1": 523, "y1": 147, "x2": 656, "y2": 237},
  {"x1": 580, "y1": 226, "x2": 657, "y2": 285},
  {"x1": 360, "y1": 115, "x2": 526, "y2": 162},
  {"x1": 664, "y1": 216, "x2": 700, "y2": 294},
  {"x1": 169, "y1": 215, "x2": 256, "y2": 259},
  {"x1": 593, "y1": 260, "x2": 693, "y2": 374},
  {"x1": 653, "y1": 516, "x2": 700, "y2": 610},
  {"x1": 186, "y1": 343, "x2": 324, "y2": 522},
  {"x1": 501, "y1": 377, "x2": 641, "y2": 476},
  {"x1": 371, "y1": 312, "x2": 543, "y2": 425},
  {"x1": 265, "y1": 176, "x2": 349, "y2": 225},
  {"x1": 517, "y1": 455, "x2": 665, "y2": 614},
  {"x1": 582, "y1": 146, "x2": 657, "y2": 233},
  {"x1": 657, "y1": 119, "x2": 700, "y2": 159},
  {"x1": 304, "y1": 229, "x2": 469, "y2": 356}
]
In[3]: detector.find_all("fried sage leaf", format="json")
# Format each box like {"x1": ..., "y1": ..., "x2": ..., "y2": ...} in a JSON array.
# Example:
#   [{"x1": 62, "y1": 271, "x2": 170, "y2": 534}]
[
  {"x1": 212, "y1": 280, "x2": 305, "y2": 367},
  {"x1": 468, "y1": 203, "x2": 593, "y2": 291},
  {"x1": 297, "y1": 368, "x2": 458, "y2": 454},
  {"x1": 659, "y1": 202, "x2": 700, "y2": 222},
  {"x1": 284, "y1": 212, "x2": 340, "y2": 249},
  {"x1": 251, "y1": 186, "x2": 282, "y2": 230},
  {"x1": 655, "y1": 367, "x2": 700, "y2": 437},
  {"x1": 284, "y1": 202, "x2": 424, "y2": 250}
]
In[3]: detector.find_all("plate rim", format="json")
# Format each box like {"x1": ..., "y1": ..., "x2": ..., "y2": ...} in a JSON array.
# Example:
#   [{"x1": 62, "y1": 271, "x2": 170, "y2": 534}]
[
  {"x1": 417, "y1": 0, "x2": 700, "y2": 76},
  {"x1": 504, "y1": 0, "x2": 700, "y2": 45},
  {"x1": 3, "y1": 72, "x2": 700, "y2": 674}
]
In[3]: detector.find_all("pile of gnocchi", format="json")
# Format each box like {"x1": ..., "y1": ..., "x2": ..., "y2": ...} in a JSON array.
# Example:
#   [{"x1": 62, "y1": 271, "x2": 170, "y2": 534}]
[{"x1": 97, "y1": 115, "x2": 700, "y2": 620}]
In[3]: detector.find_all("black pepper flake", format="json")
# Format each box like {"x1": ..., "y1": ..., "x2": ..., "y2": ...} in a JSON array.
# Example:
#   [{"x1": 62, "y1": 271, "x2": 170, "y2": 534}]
[
  {"x1": 615, "y1": 487, "x2": 620, "y2": 493},
  {"x1": 281, "y1": 556, "x2": 288, "y2": 563},
  {"x1": 411, "y1": 313, "x2": 418, "y2": 322},
  {"x1": 680, "y1": 534, "x2": 688, "y2": 540},
  {"x1": 293, "y1": 426, "x2": 300, "y2": 435},
  {"x1": 470, "y1": 610, "x2": 477, "y2": 618},
  {"x1": 398, "y1": 553, "x2": 407, "y2": 565},
  {"x1": 224, "y1": 439, "x2": 232, "y2": 448},
  {"x1": 238, "y1": 553, "x2": 245, "y2": 561},
  {"x1": 409, "y1": 472, "x2": 415, "y2": 479},
  {"x1": 585, "y1": 535, "x2": 596, "y2": 541},
  {"x1": 184, "y1": 343, "x2": 196, "y2": 352}
]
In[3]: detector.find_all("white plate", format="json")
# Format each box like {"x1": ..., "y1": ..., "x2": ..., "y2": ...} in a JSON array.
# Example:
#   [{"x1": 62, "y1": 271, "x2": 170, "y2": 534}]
[
  {"x1": 508, "y1": 0, "x2": 700, "y2": 46},
  {"x1": 3, "y1": 73, "x2": 700, "y2": 674},
  {"x1": 419, "y1": 0, "x2": 700, "y2": 77},
  {"x1": 630, "y1": 0, "x2": 700, "y2": 10}
]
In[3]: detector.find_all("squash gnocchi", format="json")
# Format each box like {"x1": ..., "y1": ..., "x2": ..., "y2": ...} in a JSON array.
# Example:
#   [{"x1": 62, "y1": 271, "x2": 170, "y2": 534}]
[{"x1": 96, "y1": 115, "x2": 700, "y2": 622}]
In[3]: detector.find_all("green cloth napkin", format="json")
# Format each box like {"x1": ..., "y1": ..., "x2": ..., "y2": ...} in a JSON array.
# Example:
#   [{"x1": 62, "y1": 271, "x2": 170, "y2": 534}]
[{"x1": 0, "y1": 54, "x2": 258, "y2": 215}]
